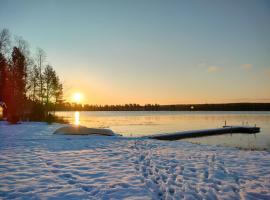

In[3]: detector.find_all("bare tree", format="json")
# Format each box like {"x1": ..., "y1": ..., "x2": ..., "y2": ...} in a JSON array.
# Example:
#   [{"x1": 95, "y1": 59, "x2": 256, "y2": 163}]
[
  {"x1": 35, "y1": 48, "x2": 46, "y2": 103},
  {"x1": 43, "y1": 65, "x2": 55, "y2": 105},
  {"x1": 0, "y1": 29, "x2": 11, "y2": 102},
  {"x1": 28, "y1": 65, "x2": 39, "y2": 101},
  {"x1": 0, "y1": 29, "x2": 11, "y2": 60}
]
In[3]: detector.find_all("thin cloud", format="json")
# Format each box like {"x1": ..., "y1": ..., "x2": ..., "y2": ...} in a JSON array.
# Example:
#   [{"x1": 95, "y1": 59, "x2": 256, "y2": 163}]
[
  {"x1": 241, "y1": 64, "x2": 253, "y2": 70},
  {"x1": 207, "y1": 66, "x2": 221, "y2": 73}
]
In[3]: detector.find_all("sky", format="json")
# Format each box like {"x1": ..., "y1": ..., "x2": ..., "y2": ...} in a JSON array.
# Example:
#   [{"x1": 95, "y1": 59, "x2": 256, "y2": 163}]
[{"x1": 1, "y1": 0, "x2": 270, "y2": 105}]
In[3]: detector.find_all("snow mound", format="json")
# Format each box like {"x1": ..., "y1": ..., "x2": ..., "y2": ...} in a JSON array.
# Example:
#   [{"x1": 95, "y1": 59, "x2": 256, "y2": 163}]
[
  {"x1": 54, "y1": 125, "x2": 117, "y2": 136},
  {"x1": 0, "y1": 122, "x2": 270, "y2": 199}
]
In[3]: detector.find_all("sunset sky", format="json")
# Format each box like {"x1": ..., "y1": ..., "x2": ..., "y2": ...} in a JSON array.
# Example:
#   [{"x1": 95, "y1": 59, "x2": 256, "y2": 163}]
[{"x1": 1, "y1": 0, "x2": 270, "y2": 105}]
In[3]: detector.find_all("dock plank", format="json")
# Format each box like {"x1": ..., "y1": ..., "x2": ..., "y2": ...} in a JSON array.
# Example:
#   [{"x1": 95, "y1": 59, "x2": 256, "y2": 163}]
[{"x1": 148, "y1": 126, "x2": 260, "y2": 140}]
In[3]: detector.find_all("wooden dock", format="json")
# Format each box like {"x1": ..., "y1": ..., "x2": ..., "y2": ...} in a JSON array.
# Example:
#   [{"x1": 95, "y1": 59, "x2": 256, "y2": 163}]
[{"x1": 148, "y1": 126, "x2": 260, "y2": 141}]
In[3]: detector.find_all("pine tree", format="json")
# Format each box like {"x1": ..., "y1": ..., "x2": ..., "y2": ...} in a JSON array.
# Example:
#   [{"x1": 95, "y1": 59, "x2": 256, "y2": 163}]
[
  {"x1": 8, "y1": 47, "x2": 27, "y2": 122},
  {"x1": 0, "y1": 53, "x2": 8, "y2": 102}
]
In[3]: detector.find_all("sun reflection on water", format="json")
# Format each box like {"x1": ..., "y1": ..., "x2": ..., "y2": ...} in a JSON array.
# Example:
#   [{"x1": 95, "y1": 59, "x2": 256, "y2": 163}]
[{"x1": 74, "y1": 111, "x2": 80, "y2": 125}]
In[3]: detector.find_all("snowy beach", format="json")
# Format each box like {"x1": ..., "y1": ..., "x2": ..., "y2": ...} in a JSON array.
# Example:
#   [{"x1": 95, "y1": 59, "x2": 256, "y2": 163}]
[{"x1": 0, "y1": 122, "x2": 270, "y2": 200}]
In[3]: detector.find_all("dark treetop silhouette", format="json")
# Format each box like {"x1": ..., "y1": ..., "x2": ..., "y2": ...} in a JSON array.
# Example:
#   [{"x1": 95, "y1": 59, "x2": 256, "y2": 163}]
[{"x1": 0, "y1": 28, "x2": 63, "y2": 123}]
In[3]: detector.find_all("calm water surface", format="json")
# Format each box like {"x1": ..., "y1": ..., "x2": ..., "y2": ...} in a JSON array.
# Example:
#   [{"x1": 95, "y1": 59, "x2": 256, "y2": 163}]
[{"x1": 55, "y1": 111, "x2": 270, "y2": 150}]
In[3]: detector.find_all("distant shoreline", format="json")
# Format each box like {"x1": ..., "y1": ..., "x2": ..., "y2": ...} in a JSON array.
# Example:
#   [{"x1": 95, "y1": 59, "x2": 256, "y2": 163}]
[{"x1": 53, "y1": 103, "x2": 270, "y2": 112}]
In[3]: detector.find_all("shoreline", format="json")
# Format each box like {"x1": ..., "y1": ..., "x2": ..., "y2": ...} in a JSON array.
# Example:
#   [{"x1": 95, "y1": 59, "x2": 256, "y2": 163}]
[{"x1": 1, "y1": 121, "x2": 269, "y2": 152}]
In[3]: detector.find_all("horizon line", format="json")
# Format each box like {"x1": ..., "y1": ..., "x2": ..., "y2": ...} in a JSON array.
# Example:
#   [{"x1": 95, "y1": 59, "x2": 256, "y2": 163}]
[{"x1": 64, "y1": 102, "x2": 270, "y2": 106}]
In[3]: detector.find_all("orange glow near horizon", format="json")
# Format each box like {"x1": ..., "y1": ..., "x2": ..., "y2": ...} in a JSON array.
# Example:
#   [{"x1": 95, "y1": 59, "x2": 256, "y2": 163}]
[
  {"x1": 72, "y1": 93, "x2": 83, "y2": 103},
  {"x1": 62, "y1": 72, "x2": 270, "y2": 105},
  {"x1": 64, "y1": 89, "x2": 270, "y2": 106}
]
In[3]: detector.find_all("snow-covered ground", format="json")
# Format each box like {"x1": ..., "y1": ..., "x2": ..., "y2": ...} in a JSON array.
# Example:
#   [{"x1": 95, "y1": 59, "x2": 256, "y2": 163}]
[{"x1": 0, "y1": 122, "x2": 270, "y2": 200}]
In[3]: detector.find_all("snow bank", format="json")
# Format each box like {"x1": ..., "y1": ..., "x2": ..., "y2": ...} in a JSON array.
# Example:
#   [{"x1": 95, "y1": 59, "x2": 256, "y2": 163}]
[
  {"x1": 0, "y1": 122, "x2": 270, "y2": 199},
  {"x1": 53, "y1": 125, "x2": 117, "y2": 136}
]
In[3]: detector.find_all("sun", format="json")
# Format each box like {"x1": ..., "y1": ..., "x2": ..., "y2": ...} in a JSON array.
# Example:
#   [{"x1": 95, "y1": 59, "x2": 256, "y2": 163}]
[{"x1": 72, "y1": 92, "x2": 82, "y2": 103}]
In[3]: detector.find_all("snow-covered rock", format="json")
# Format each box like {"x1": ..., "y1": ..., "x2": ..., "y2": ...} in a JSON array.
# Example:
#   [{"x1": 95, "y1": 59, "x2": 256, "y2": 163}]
[{"x1": 54, "y1": 125, "x2": 117, "y2": 136}]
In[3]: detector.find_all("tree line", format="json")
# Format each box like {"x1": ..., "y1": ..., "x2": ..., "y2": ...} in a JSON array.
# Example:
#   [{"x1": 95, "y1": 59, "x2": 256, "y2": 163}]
[
  {"x1": 0, "y1": 28, "x2": 63, "y2": 123},
  {"x1": 55, "y1": 102, "x2": 270, "y2": 111}
]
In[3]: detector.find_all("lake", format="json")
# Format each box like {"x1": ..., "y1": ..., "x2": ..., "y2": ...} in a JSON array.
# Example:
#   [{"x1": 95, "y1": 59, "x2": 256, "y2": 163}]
[{"x1": 55, "y1": 111, "x2": 270, "y2": 150}]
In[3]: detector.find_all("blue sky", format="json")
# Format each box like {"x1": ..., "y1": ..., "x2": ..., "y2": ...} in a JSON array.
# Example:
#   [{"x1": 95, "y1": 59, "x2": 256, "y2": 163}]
[{"x1": 1, "y1": 0, "x2": 270, "y2": 104}]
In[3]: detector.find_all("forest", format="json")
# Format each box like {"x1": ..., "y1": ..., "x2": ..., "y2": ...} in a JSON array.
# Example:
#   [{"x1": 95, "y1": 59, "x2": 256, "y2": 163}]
[{"x1": 0, "y1": 28, "x2": 63, "y2": 123}]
